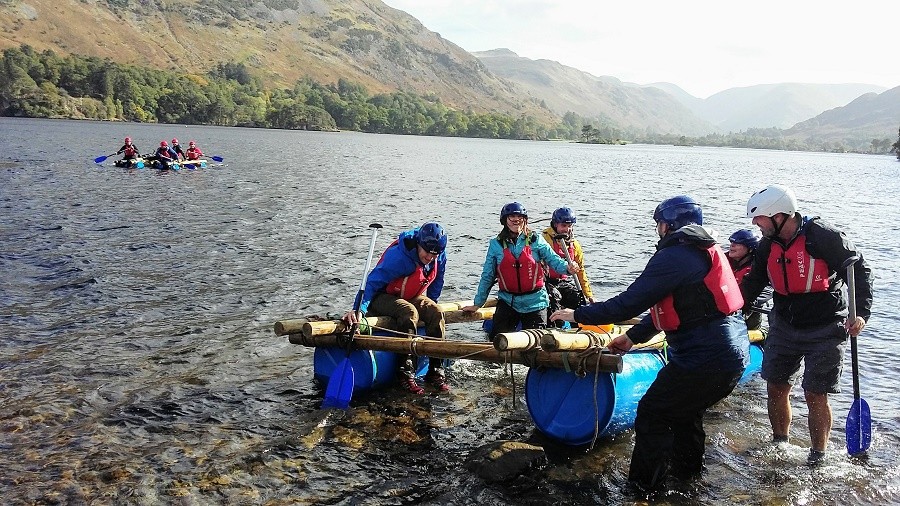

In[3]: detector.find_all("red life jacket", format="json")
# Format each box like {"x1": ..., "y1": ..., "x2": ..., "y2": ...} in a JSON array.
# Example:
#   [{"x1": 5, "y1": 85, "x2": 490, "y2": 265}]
[
  {"x1": 123, "y1": 145, "x2": 137, "y2": 157},
  {"x1": 377, "y1": 240, "x2": 437, "y2": 300},
  {"x1": 547, "y1": 239, "x2": 574, "y2": 280},
  {"x1": 733, "y1": 263, "x2": 751, "y2": 284},
  {"x1": 766, "y1": 234, "x2": 830, "y2": 295},
  {"x1": 186, "y1": 147, "x2": 203, "y2": 160},
  {"x1": 497, "y1": 234, "x2": 545, "y2": 294},
  {"x1": 650, "y1": 245, "x2": 744, "y2": 331}
]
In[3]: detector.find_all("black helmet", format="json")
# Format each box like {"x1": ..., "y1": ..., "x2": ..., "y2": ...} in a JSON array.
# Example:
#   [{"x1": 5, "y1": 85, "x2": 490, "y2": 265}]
[
  {"x1": 500, "y1": 202, "x2": 527, "y2": 224},
  {"x1": 416, "y1": 222, "x2": 447, "y2": 254},
  {"x1": 653, "y1": 195, "x2": 702, "y2": 229}
]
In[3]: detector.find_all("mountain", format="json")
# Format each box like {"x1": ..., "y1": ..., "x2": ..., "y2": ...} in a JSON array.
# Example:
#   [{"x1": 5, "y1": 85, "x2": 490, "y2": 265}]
[
  {"x1": 651, "y1": 83, "x2": 888, "y2": 131},
  {"x1": 784, "y1": 86, "x2": 900, "y2": 146},
  {"x1": 474, "y1": 49, "x2": 715, "y2": 136},
  {"x1": 0, "y1": 0, "x2": 551, "y2": 120}
]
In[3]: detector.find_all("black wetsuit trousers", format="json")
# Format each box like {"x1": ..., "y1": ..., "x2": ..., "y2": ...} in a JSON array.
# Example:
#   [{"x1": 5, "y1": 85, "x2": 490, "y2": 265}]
[{"x1": 628, "y1": 362, "x2": 743, "y2": 491}]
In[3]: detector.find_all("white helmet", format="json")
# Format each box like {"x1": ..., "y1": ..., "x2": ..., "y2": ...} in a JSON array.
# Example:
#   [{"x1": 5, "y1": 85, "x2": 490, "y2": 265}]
[{"x1": 746, "y1": 184, "x2": 798, "y2": 218}]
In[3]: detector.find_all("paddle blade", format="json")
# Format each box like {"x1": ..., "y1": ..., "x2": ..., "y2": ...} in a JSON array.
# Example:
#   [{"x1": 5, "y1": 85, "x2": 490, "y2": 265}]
[
  {"x1": 321, "y1": 359, "x2": 354, "y2": 409},
  {"x1": 211, "y1": 155, "x2": 223, "y2": 162},
  {"x1": 846, "y1": 398, "x2": 872, "y2": 455},
  {"x1": 94, "y1": 155, "x2": 109, "y2": 163},
  {"x1": 184, "y1": 163, "x2": 196, "y2": 170}
]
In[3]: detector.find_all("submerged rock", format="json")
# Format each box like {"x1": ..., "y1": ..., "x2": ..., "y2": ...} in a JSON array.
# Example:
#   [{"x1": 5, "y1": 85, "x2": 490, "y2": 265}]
[{"x1": 464, "y1": 440, "x2": 547, "y2": 483}]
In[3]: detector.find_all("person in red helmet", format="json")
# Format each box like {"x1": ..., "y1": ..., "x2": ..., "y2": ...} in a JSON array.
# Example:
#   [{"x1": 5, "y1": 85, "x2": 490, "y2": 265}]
[
  {"x1": 147, "y1": 140, "x2": 178, "y2": 169},
  {"x1": 170, "y1": 138, "x2": 185, "y2": 160},
  {"x1": 114, "y1": 137, "x2": 141, "y2": 168},
  {"x1": 185, "y1": 140, "x2": 204, "y2": 161}
]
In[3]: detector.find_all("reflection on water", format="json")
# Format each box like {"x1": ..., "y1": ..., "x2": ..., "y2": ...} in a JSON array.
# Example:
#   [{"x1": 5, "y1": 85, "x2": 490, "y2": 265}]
[{"x1": 1, "y1": 118, "x2": 899, "y2": 504}]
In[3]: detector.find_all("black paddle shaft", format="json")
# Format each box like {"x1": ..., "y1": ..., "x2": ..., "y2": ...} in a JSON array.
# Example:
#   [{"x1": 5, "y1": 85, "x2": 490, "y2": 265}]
[{"x1": 843, "y1": 255, "x2": 861, "y2": 399}]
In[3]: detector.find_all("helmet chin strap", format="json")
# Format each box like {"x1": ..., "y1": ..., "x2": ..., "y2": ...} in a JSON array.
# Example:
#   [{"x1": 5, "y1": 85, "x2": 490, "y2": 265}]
[{"x1": 771, "y1": 213, "x2": 789, "y2": 238}]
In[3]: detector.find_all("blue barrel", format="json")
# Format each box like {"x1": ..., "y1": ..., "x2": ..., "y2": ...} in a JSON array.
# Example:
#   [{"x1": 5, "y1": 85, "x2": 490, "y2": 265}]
[
  {"x1": 525, "y1": 343, "x2": 765, "y2": 445},
  {"x1": 313, "y1": 329, "x2": 430, "y2": 392}
]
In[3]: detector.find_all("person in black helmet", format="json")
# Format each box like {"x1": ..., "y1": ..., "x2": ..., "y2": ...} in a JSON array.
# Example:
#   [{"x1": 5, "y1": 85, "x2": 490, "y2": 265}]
[
  {"x1": 343, "y1": 222, "x2": 450, "y2": 394},
  {"x1": 552, "y1": 195, "x2": 749, "y2": 496},
  {"x1": 462, "y1": 202, "x2": 579, "y2": 342}
]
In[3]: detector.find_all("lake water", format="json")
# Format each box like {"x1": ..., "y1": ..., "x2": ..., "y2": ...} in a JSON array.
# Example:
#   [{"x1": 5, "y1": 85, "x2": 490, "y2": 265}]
[{"x1": 1, "y1": 117, "x2": 898, "y2": 505}]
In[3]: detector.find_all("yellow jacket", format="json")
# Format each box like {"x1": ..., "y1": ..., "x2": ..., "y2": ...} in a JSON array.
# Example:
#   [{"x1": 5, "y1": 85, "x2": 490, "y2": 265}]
[{"x1": 541, "y1": 227, "x2": 594, "y2": 299}]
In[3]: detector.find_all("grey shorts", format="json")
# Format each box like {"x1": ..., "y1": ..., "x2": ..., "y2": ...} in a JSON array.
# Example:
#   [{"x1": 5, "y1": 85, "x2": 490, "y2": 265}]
[{"x1": 760, "y1": 312, "x2": 846, "y2": 394}]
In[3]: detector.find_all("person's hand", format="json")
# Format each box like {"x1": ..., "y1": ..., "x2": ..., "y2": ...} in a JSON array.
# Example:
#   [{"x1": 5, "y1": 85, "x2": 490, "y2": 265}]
[
  {"x1": 607, "y1": 334, "x2": 634, "y2": 355},
  {"x1": 566, "y1": 262, "x2": 580, "y2": 275},
  {"x1": 586, "y1": 296, "x2": 595, "y2": 304},
  {"x1": 461, "y1": 305, "x2": 480, "y2": 313},
  {"x1": 342, "y1": 310, "x2": 359, "y2": 325},
  {"x1": 549, "y1": 308, "x2": 575, "y2": 322},
  {"x1": 845, "y1": 315, "x2": 866, "y2": 337}
]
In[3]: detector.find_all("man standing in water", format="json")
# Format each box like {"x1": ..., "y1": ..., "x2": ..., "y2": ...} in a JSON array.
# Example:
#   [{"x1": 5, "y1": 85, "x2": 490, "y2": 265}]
[
  {"x1": 741, "y1": 184, "x2": 872, "y2": 465},
  {"x1": 551, "y1": 195, "x2": 749, "y2": 495}
]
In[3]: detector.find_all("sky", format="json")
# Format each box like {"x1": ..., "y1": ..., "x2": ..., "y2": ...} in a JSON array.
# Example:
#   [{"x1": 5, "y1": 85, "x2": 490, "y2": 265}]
[{"x1": 382, "y1": 0, "x2": 899, "y2": 99}]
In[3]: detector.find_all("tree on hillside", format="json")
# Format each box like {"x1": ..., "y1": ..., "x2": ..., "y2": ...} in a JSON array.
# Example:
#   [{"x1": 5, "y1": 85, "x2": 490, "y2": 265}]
[{"x1": 892, "y1": 126, "x2": 900, "y2": 160}]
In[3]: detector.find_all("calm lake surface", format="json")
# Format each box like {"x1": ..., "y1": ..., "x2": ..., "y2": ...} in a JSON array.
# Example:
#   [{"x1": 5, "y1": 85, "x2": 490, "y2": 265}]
[{"x1": 1, "y1": 117, "x2": 899, "y2": 505}]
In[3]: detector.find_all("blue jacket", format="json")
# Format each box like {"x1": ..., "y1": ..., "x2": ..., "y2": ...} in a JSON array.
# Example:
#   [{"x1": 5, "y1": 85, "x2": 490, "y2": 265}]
[
  {"x1": 359, "y1": 228, "x2": 446, "y2": 315},
  {"x1": 473, "y1": 231, "x2": 570, "y2": 314},
  {"x1": 574, "y1": 225, "x2": 749, "y2": 371}
]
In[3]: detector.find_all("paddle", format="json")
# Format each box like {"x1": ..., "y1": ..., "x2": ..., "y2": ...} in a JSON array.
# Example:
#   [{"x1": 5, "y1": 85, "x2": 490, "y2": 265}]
[
  {"x1": 321, "y1": 222, "x2": 383, "y2": 409},
  {"x1": 555, "y1": 234, "x2": 587, "y2": 307},
  {"x1": 844, "y1": 255, "x2": 871, "y2": 455},
  {"x1": 94, "y1": 153, "x2": 116, "y2": 164},
  {"x1": 211, "y1": 156, "x2": 224, "y2": 162}
]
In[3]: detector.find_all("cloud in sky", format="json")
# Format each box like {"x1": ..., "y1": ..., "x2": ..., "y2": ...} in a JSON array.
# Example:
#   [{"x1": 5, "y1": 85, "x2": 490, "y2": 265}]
[{"x1": 383, "y1": 0, "x2": 899, "y2": 98}]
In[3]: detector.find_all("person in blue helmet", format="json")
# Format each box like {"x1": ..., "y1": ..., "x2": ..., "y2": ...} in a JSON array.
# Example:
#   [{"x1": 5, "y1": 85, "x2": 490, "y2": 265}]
[
  {"x1": 462, "y1": 202, "x2": 579, "y2": 342},
  {"x1": 542, "y1": 207, "x2": 595, "y2": 310},
  {"x1": 343, "y1": 222, "x2": 450, "y2": 394},
  {"x1": 742, "y1": 184, "x2": 872, "y2": 466},
  {"x1": 551, "y1": 195, "x2": 749, "y2": 496},
  {"x1": 727, "y1": 229, "x2": 769, "y2": 331}
]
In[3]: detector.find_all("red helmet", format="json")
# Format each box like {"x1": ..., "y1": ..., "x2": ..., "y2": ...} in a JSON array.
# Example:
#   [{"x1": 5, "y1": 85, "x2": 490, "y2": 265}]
[
  {"x1": 125, "y1": 137, "x2": 131, "y2": 143},
  {"x1": 171, "y1": 138, "x2": 179, "y2": 144},
  {"x1": 160, "y1": 140, "x2": 168, "y2": 147},
  {"x1": 188, "y1": 141, "x2": 196, "y2": 146}
]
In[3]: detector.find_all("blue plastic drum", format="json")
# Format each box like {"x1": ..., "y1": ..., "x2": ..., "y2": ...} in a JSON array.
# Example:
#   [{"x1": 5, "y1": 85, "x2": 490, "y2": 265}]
[{"x1": 525, "y1": 350, "x2": 667, "y2": 445}]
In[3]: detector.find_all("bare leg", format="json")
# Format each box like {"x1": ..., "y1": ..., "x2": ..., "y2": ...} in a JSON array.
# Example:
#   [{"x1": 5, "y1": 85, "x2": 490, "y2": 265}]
[
  {"x1": 767, "y1": 381, "x2": 793, "y2": 439},
  {"x1": 805, "y1": 391, "x2": 832, "y2": 452}
]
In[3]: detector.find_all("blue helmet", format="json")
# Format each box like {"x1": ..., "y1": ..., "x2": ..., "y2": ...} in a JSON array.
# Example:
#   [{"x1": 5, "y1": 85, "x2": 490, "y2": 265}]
[
  {"x1": 551, "y1": 207, "x2": 576, "y2": 226},
  {"x1": 729, "y1": 229, "x2": 760, "y2": 250},
  {"x1": 416, "y1": 222, "x2": 446, "y2": 254},
  {"x1": 500, "y1": 202, "x2": 528, "y2": 224},
  {"x1": 653, "y1": 195, "x2": 702, "y2": 229}
]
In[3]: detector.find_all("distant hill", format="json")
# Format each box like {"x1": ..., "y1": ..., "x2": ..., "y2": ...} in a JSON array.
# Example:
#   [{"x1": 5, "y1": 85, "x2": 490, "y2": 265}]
[
  {"x1": 0, "y1": 0, "x2": 551, "y2": 120},
  {"x1": 649, "y1": 83, "x2": 888, "y2": 131},
  {"x1": 784, "y1": 86, "x2": 900, "y2": 146},
  {"x1": 474, "y1": 49, "x2": 715, "y2": 136}
]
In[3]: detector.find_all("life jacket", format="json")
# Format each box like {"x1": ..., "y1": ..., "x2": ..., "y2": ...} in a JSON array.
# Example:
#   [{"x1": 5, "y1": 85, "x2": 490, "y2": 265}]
[
  {"x1": 547, "y1": 238, "x2": 575, "y2": 280},
  {"x1": 123, "y1": 145, "x2": 137, "y2": 157},
  {"x1": 650, "y1": 245, "x2": 744, "y2": 331},
  {"x1": 733, "y1": 263, "x2": 752, "y2": 284},
  {"x1": 378, "y1": 240, "x2": 437, "y2": 300},
  {"x1": 156, "y1": 147, "x2": 174, "y2": 160},
  {"x1": 186, "y1": 147, "x2": 203, "y2": 160},
  {"x1": 766, "y1": 231, "x2": 830, "y2": 295},
  {"x1": 497, "y1": 233, "x2": 545, "y2": 295}
]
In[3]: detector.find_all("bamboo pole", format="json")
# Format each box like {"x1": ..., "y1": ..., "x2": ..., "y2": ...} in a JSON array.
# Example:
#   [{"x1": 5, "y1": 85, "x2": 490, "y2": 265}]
[
  {"x1": 273, "y1": 298, "x2": 499, "y2": 336},
  {"x1": 287, "y1": 332, "x2": 624, "y2": 374}
]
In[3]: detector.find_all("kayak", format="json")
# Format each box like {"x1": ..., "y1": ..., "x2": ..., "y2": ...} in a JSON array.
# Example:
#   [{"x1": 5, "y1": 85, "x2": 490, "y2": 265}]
[{"x1": 275, "y1": 300, "x2": 767, "y2": 446}]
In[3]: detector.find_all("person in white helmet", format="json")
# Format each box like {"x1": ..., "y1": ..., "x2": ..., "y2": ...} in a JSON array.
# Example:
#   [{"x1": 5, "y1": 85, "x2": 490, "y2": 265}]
[{"x1": 742, "y1": 184, "x2": 873, "y2": 466}]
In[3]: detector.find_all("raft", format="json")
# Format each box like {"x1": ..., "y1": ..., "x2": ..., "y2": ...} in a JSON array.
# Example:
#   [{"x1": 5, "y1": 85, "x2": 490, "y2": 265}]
[
  {"x1": 114, "y1": 158, "x2": 145, "y2": 169},
  {"x1": 274, "y1": 299, "x2": 765, "y2": 446}
]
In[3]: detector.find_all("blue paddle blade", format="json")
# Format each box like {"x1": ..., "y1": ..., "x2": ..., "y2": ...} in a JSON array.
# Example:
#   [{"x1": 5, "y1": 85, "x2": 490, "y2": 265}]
[
  {"x1": 321, "y1": 358, "x2": 354, "y2": 409},
  {"x1": 94, "y1": 155, "x2": 108, "y2": 163},
  {"x1": 211, "y1": 156, "x2": 224, "y2": 162},
  {"x1": 846, "y1": 398, "x2": 872, "y2": 455},
  {"x1": 184, "y1": 163, "x2": 195, "y2": 170}
]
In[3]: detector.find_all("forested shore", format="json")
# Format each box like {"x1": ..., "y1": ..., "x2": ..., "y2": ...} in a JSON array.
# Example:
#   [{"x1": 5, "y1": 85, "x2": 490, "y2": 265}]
[{"x1": 1, "y1": 45, "x2": 897, "y2": 155}]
